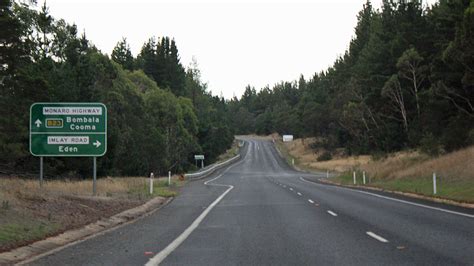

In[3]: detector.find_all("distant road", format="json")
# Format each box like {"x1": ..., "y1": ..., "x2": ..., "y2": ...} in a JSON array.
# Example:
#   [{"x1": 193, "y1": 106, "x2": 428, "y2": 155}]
[{"x1": 32, "y1": 137, "x2": 474, "y2": 265}]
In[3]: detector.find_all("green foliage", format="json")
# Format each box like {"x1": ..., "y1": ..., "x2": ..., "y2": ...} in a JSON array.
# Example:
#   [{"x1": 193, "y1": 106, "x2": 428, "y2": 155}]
[
  {"x1": 112, "y1": 38, "x2": 134, "y2": 71},
  {"x1": 0, "y1": 1, "x2": 233, "y2": 177},
  {"x1": 229, "y1": 0, "x2": 473, "y2": 156}
]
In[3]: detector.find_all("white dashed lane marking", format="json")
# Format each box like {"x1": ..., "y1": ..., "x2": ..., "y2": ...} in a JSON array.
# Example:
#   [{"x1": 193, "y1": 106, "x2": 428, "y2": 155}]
[
  {"x1": 367, "y1": 232, "x2": 389, "y2": 243},
  {"x1": 327, "y1": 210, "x2": 338, "y2": 217},
  {"x1": 297, "y1": 192, "x2": 302, "y2": 196},
  {"x1": 308, "y1": 199, "x2": 314, "y2": 204}
]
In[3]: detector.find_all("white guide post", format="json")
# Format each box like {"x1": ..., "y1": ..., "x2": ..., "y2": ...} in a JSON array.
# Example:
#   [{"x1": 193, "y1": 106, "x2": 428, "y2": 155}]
[{"x1": 150, "y1": 172, "x2": 154, "y2": 195}]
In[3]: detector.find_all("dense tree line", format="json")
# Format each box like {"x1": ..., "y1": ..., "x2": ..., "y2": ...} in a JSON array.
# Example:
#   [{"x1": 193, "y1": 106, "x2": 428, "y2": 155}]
[
  {"x1": 0, "y1": 0, "x2": 233, "y2": 177},
  {"x1": 230, "y1": 0, "x2": 474, "y2": 156}
]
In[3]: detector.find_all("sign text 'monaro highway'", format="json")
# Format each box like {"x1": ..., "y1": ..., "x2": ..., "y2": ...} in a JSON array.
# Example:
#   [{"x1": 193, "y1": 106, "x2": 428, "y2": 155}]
[{"x1": 30, "y1": 103, "x2": 107, "y2": 157}]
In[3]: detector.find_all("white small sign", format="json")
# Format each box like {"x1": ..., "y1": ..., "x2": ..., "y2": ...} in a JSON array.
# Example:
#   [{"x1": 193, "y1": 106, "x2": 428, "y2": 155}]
[
  {"x1": 194, "y1": 155, "x2": 205, "y2": 160},
  {"x1": 283, "y1": 135, "x2": 294, "y2": 142},
  {"x1": 47, "y1": 136, "x2": 89, "y2": 145}
]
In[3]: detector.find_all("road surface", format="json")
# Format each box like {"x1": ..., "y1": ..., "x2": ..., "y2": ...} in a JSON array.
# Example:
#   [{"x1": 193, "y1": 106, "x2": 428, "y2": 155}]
[{"x1": 31, "y1": 138, "x2": 474, "y2": 265}]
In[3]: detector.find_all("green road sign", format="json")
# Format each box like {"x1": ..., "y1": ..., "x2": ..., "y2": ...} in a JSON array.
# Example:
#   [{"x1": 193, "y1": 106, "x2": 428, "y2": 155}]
[{"x1": 30, "y1": 103, "x2": 107, "y2": 157}]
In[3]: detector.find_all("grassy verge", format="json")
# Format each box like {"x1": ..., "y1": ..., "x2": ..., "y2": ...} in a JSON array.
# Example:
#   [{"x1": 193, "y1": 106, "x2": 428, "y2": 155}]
[
  {"x1": 330, "y1": 171, "x2": 474, "y2": 203},
  {"x1": 216, "y1": 139, "x2": 240, "y2": 162},
  {"x1": 0, "y1": 220, "x2": 59, "y2": 248},
  {"x1": 274, "y1": 138, "x2": 320, "y2": 173},
  {"x1": 273, "y1": 134, "x2": 474, "y2": 204},
  {"x1": 128, "y1": 178, "x2": 187, "y2": 199},
  {"x1": 0, "y1": 176, "x2": 186, "y2": 251}
]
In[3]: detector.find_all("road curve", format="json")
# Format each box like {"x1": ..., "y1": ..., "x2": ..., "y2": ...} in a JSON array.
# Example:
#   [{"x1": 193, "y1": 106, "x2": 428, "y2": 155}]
[{"x1": 31, "y1": 137, "x2": 474, "y2": 265}]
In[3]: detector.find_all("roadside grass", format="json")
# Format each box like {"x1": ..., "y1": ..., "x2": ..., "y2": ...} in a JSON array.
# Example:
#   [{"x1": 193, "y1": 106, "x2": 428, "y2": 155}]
[
  {"x1": 128, "y1": 178, "x2": 186, "y2": 199},
  {"x1": 0, "y1": 175, "x2": 186, "y2": 251},
  {"x1": 273, "y1": 133, "x2": 474, "y2": 203},
  {"x1": 216, "y1": 139, "x2": 240, "y2": 162},
  {"x1": 0, "y1": 176, "x2": 185, "y2": 201},
  {"x1": 0, "y1": 220, "x2": 59, "y2": 248},
  {"x1": 275, "y1": 139, "x2": 298, "y2": 167}
]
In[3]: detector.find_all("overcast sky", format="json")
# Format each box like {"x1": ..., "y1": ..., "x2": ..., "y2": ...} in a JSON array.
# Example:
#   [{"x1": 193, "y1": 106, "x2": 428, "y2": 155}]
[{"x1": 38, "y1": 0, "x2": 436, "y2": 99}]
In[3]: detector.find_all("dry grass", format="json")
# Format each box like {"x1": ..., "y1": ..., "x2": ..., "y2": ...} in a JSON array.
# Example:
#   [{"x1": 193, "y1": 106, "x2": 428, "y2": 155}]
[
  {"x1": 0, "y1": 175, "x2": 184, "y2": 203},
  {"x1": 216, "y1": 139, "x2": 240, "y2": 162},
  {"x1": 274, "y1": 134, "x2": 474, "y2": 202},
  {"x1": 280, "y1": 137, "x2": 371, "y2": 172},
  {"x1": 0, "y1": 177, "x2": 141, "y2": 201},
  {"x1": 279, "y1": 134, "x2": 473, "y2": 182},
  {"x1": 390, "y1": 146, "x2": 473, "y2": 180},
  {"x1": 361, "y1": 151, "x2": 427, "y2": 180}
]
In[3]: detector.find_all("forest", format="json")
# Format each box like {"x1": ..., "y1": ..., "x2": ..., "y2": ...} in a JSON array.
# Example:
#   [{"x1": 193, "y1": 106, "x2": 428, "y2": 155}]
[
  {"x1": 0, "y1": 0, "x2": 234, "y2": 177},
  {"x1": 228, "y1": 0, "x2": 473, "y2": 156},
  {"x1": 1, "y1": 0, "x2": 473, "y2": 177}
]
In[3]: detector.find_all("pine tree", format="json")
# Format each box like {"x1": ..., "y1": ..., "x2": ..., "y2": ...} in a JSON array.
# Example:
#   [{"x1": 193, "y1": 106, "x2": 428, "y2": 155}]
[{"x1": 111, "y1": 37, "x2": 134, "y2": 71}]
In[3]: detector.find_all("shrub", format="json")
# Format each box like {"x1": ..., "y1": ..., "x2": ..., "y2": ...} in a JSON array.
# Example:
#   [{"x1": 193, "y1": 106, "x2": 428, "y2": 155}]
[{"x1": 317, "y1": 151, "x2": 332, "y2": 161}]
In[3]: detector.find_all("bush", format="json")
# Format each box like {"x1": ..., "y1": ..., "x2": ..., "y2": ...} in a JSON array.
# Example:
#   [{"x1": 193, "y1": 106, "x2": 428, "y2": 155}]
[{"x1": 317, "y1": 151, "x2": 332, "y2": 161}]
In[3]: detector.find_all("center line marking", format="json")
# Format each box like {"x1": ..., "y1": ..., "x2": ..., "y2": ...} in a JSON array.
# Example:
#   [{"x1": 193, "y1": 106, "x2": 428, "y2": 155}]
[
  {"x1": 289, "y1": 188, "x2": 294, "y2": 191},
  {"x1": 367, "y1": 232, "x2": 389, "y2": 243},
  {"x1": 327, "y1": 210, "x2": 338, "y2": 216},
  {"x1": 308, "y1": 199, "x2": 314, "y2": 204},
  {"x1": 297, "y1": 192, "x2": 302, "y2": 196},
  {"x1": 145, "y1": 159, "x2": 244, "y2": 265}
]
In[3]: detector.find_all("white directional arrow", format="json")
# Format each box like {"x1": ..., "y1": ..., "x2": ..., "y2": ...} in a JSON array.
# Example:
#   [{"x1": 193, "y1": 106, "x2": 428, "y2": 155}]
[
  {"x1": 35, "y1": 119, "x2": 42, "y2": 128},
  {"x1": 93, "y1": 140, "x2": 101, "y2": 148}
]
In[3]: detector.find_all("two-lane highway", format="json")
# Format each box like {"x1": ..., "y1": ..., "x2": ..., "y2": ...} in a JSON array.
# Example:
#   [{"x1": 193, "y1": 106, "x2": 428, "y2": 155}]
[{"x1": 30, "y1": 138, "x2": 474, "y2": 265}]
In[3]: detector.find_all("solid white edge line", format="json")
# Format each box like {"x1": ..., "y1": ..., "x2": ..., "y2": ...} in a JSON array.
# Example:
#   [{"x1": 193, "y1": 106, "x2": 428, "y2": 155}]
[
  {"x1": 299, "y1": 177, "x2": 474, "y2": 219},
  {"x1": 367, "y1": 231, "x2": 389, "y2": 243},
  {"x1": 146, "y1": 159, "x2": 244, "y2": 266},
  {"x1": 327, "y1": 210, "x2": 338, "y2": 217},
  {"x1": 308, "y1": 199, "x2": 314, "y2": 204}
]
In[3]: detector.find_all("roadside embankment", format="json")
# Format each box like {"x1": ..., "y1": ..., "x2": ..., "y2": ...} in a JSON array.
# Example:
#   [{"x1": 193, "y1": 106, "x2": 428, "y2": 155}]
[
  {"x1": 274, "y1": 135, "x2": 474, "y2": 204},
  {"x1": 0, "y1": 176, "x2": 182, "y2": 253},
  {"x1": 0, "y1": 138, "x2": 243, "y2": 256}
]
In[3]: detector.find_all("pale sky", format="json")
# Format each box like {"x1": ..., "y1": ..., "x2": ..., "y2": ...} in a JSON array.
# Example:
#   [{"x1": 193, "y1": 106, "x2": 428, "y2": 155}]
[{"x1": 38, "y1": 0, "x2": 436, "y2": 99}]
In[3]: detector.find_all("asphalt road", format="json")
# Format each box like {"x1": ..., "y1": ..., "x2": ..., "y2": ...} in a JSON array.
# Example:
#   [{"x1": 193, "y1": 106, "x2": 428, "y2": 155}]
[{"x1": 31, "y1": 138, "x2": 474, "y2": 265}]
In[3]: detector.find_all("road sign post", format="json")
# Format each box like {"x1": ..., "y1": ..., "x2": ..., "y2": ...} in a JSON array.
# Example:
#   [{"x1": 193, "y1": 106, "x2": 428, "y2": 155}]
[
  {"x1": 30, "y1": 103, "x2": 107, "y2": 195},
  {"x1": 40, "y1": 156, "x2": 43, "y2": 188},
  {"x1": 93, "y1": 157, "x2": 97, "y2": 196},
  {"x1": 194, "y1": 155, "x2": 205, "y2": 169}
]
